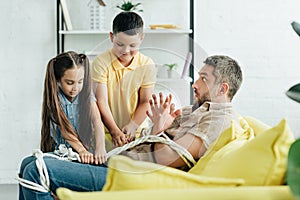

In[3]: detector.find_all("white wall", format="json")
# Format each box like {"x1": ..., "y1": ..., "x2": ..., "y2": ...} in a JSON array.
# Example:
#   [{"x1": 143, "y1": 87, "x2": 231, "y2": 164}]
[
  {"x1": 195, "y1": 0, "x2": 300, "y2": 138},
  {"x1": 0, "y1": 0, "x2": 55, "y2": 198},
  {"x1": 2, "y1": 0, "x2": 300, "y2": 198},
  {"x1": 0, "y1": 1, "x2": 190, "y2": 198}
]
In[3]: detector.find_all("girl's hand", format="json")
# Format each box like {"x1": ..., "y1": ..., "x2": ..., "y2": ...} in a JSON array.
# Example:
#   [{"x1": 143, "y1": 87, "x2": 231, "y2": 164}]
[
  {"x1": 78, "y1": 149, "x2": 94, "y2": 164},
  {"x1": 94, "y1": 147, "x2": 107, "y2": 165}
]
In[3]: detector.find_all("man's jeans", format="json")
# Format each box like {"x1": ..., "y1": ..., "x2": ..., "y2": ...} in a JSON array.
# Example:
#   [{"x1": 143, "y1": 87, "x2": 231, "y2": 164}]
[{"x1": 18, "y1": 156, "x2": 108, "y2": 200}]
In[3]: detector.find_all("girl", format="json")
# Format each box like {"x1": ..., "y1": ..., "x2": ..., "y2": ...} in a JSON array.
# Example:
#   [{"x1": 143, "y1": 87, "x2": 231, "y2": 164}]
[{"x1": 40, "y1": 51, "x2": 106, "y2": 165}]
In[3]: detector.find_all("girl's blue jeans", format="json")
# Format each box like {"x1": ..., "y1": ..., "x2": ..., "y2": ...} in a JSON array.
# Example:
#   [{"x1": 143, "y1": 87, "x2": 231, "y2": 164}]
[{"x1": 18, "y1": 156, "x2": 108, "y2": 200}]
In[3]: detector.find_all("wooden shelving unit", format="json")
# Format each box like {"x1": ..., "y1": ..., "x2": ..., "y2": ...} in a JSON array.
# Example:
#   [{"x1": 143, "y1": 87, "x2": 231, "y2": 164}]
[{"x1": 56, "y1": 0, "x2": 195, "y2": 104}]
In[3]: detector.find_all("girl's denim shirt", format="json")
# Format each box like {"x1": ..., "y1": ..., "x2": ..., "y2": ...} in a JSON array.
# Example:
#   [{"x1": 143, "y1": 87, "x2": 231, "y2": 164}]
[{"x1": 50, "y1": 89, "x2": 80, "y2": 150}]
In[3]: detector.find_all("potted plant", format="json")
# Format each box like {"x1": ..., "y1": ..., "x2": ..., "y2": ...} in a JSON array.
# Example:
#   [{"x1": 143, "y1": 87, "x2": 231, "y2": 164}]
[
  {"x1": 163, "y1": 63, "x2": 178, "y2": 78},
  {"x1": 286, "y1": 82, "x2": 300, "y2": 199},
  {"x1": 116, "y1": 1, "x2": 143, "y2": 12},
  {"x1": 286, "y1": 21, "x2": 300, "y2": 199},
  {"x1": 288, "y1": 21, "x2": 300, "y2": 104}
]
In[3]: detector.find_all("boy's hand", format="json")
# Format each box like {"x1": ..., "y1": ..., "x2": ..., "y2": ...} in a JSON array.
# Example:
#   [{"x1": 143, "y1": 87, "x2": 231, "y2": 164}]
[
  {"x1": 94, "y1": 147, "x2": 107, "y2": 165},
  {"x1": 122, "y1": 120, "x2": 139, "y2": 142},
  {"x1": 111, "y1": 129, "x2": 127, "y2": 147},
  {"x1": 78, "y1": 149, "x2": 94, "y2": 164}
]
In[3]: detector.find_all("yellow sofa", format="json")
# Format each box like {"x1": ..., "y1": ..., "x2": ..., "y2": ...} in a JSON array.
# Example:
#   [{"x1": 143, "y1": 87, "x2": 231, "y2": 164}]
[{"x1": 56, "y1": 117, "x2": 297, "y2": 200}]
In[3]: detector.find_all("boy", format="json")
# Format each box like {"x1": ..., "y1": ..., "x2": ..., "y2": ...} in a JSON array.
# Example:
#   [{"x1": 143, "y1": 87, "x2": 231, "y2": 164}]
[{"x1": 92, "y1": 12, "x2": 157, "y2": 149}]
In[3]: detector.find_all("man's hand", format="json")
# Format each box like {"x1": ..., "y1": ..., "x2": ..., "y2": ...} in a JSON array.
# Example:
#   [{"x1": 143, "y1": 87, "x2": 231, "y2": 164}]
[
  {"x1": 146, "y1": 92, "x2": 181, "y2": 135},
  {"x1": 122, "y1": 120, "x2": 139, "y2": 142}
]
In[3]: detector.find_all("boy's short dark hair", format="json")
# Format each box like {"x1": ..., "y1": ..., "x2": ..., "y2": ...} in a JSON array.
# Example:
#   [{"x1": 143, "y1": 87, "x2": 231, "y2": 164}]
[{"x1": 112, "y1": 12, "x2": 144, "y2": 35}]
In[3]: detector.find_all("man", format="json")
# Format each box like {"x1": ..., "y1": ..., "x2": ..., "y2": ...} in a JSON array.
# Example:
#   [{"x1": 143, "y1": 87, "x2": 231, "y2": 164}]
[
  {"x1": 148, "y1": 55, "x2": 242, "y2": 167},
  {"x1": 18, "y1": 55, "x2": 243, "y2": 200}
]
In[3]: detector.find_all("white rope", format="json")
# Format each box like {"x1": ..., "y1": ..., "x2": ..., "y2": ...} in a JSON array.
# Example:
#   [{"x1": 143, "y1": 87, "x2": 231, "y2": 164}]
[
  {"x1": 16, "y1": 150, "x2": 51, "y2": 193},
  {"x1": 17, "y1": 145, "x2": 81, "y2": 194},
  {"x1": 17, "y1": 177, "x2": 49, "y2": 193},
  {"x1": 107, "y1": 133, "x2": 197, "y2": 168},
  {"x1": 36, "y1": 150, "x2": 50, "y2": 191}
]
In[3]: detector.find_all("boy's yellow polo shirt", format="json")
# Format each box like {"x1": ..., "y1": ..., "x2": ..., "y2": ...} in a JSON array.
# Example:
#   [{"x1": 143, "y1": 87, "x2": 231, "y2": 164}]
[{"x1": 92, "y1": 49, "x2": 156, "y2": 131}]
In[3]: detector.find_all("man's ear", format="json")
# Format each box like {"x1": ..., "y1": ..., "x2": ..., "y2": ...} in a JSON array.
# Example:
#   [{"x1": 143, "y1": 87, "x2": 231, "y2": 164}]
[{"x1": 219, "y1": 82, "x2": 229, "y2": 95}]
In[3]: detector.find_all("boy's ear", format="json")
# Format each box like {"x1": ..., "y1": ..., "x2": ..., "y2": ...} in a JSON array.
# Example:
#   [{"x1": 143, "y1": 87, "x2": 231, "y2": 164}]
[
  {"x1": 140, "y1": 33, "x2": 145, "y2": 41},
  {"x1": 109, "y1": 32, "x2": 114, "y2": 42}
]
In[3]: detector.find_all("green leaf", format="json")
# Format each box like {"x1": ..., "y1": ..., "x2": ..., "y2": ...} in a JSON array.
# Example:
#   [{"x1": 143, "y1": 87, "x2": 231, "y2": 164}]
[
  {"x1": 163, "y1": 63, "x2": 178, "y2": 70},
  {"x1": 116, "y1": 1, "x2": 143, "y2": 12},
  {"x1": 287, "y1": 139, "x2": 300, "y2": 198},
  {"x1": 286, "y1": 83, "x2": 300, "y2": 103},
  {"x1": 291, "y1": 21, "x2": 300, "y2": 37}
]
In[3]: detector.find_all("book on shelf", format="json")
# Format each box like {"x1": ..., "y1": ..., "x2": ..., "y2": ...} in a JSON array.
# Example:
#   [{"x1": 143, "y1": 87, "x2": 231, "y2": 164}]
[{"x1": 60, "y1": 0, "x2": 73, "y2": 30}]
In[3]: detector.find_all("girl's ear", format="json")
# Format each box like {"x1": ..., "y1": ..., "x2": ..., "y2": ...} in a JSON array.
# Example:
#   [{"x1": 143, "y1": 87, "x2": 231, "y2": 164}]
[{"x1": 57, "y1": 81, "x2": 62, "y2": 89}]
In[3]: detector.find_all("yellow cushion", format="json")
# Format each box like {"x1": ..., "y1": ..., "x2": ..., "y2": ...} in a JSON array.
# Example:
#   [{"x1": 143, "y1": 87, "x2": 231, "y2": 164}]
[
  {"x1": 243, "y1": 116, "x2": 271, "y2": 136},
  {"x1": 189, "y1": 117, "x2": 254, "y2": 174},
  {"x1": 102, "y1": 155, "x2": 244, "y2": 191},
  {"x1": 193, "y1": 119, "x2": 294, "y2": 186},
  {"x1": 57, "y1": 186, "x2": 296, "y2": 200}
]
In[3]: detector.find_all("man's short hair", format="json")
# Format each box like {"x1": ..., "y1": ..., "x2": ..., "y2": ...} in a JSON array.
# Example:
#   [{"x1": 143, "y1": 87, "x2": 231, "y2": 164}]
[
  {"x1": 112, "y1": 12, "x2": 144, "y2": 35},
  {"x1": 204, "y1": 55, "x2": 243, "y2": 100}
]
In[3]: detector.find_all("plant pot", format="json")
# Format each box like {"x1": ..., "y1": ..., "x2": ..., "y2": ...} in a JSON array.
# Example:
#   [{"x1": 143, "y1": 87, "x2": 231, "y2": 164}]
[{"x1": 167, "y1": 70, "x2": 174, "y2": 78}]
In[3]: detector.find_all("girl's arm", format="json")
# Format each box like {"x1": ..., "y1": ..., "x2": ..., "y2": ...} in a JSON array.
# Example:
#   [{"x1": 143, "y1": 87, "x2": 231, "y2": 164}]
[
  {"x1": 93, "y1": 82, "x2": 127, "y2": 147},
  {"x1": 122, "y1": 87, "x2": 154, "y2": 141},
  {"x1": 63, "y1": 131, "x2": 94, "y2": 164},
  {"x1": 91, "y1": 101, "x2": 107, "y2": 165}
]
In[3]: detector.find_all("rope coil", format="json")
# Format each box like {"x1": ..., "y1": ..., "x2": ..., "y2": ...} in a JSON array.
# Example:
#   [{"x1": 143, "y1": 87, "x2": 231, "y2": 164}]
[{"x1": 107, "y1": 133, "x2": 196, "y2": 167}]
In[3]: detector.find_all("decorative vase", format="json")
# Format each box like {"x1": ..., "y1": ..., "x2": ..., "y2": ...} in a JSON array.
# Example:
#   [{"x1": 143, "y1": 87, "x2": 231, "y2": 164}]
[{"x1": 88, "y1": 0, "x2": 105, "y2": 30}]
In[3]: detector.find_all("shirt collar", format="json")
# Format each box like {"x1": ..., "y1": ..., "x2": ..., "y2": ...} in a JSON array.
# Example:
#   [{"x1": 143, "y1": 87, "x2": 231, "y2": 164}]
[
  {"x1": 110, "y1": 49, "x2": 138, "y2": 71},
  {"x1": 58, "y1": 89, "x2": 79, "y2": 106},
  {"x1": 196, "y1": 101, "x2": 233, "y2": 112}
]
